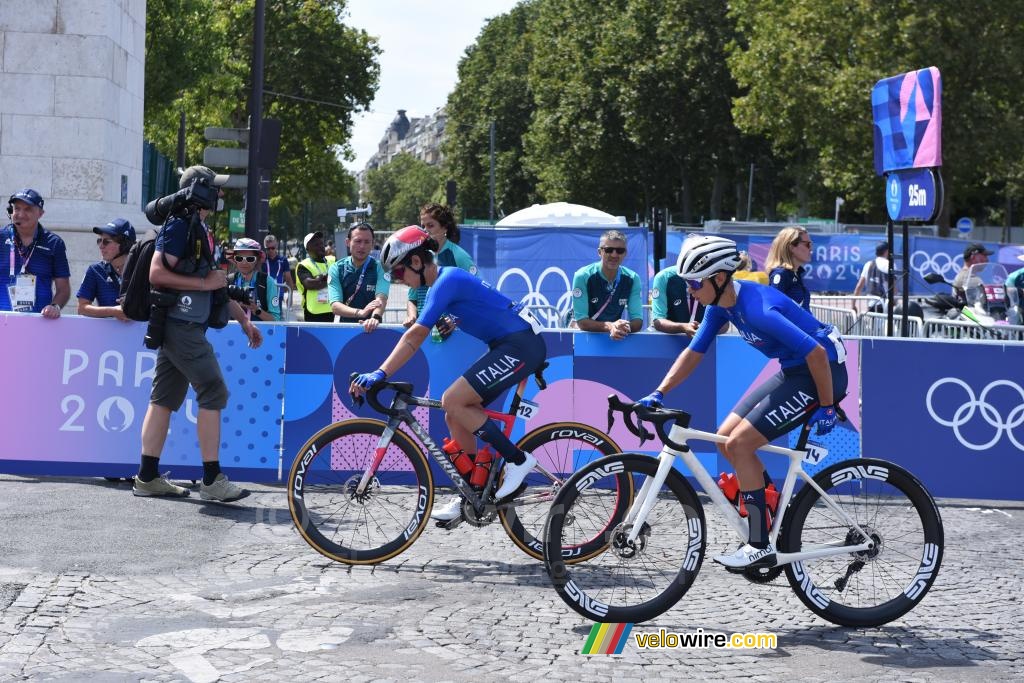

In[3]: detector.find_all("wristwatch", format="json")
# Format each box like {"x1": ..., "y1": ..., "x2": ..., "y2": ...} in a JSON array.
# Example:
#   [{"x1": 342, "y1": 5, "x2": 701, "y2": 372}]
[{"x1": 254, "y1": 308, "x2": 263, "y2": 317}]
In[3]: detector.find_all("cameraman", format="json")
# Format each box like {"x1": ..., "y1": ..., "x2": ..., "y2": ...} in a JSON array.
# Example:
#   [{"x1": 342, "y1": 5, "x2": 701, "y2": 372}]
[{"x1": 133, "y1": 165, "x2": 262, "y2": 503}]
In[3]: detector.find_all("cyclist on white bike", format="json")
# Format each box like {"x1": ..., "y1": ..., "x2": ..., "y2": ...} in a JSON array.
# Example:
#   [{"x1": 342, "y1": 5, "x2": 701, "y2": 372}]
[
  {"x1": 639, "y1": 235, "x2": 848, "y2": 569},
  {"x1": 349, "y1": 226, "x2": 545, "y2": 522}
]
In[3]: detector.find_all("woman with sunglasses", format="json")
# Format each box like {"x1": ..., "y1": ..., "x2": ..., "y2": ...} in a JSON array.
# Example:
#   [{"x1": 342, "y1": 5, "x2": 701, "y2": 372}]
[
  {"x1": 637, "y1": 235, "x2": 847, "y2": 570},
  {"x1": 229, "y1": 237, "x2": 281, "y2": 321},
  {"x1": 77, "y1": 218, "x2": 136, "y2": 320},
  {"x1": 765, "y1": 226, "x2": 813, "y2": 311},
  {"x1": 351, "y1": 226, "x2": 545, "y2": 523}
]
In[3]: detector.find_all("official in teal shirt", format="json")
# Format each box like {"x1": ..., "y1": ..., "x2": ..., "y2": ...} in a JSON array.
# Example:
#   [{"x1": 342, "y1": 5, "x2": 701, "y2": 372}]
[
  {"x1": 329, "y1": 223, "x2": 390, "y2": 332},
  {"x1": 571, "y1": 230, "x2": 643, "y2": 340}
]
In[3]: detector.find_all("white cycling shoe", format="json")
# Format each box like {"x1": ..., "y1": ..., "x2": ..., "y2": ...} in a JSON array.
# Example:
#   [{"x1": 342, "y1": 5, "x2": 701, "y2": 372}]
[
  {"x1": 494, "y1": 452, "x2": 537, "y2": 500},
  {"x1": 429, "y1": 496, "x2": 464, "y2": 522},
  {"x1": 713, "y1": 542, "x2": 776, "y2": 568}
]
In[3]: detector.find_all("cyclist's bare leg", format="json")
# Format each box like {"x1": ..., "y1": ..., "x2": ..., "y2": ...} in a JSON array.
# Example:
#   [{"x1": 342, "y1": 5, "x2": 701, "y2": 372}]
[
  {"x1": 443, "y1": 377, "x2": 526, "y2": 466},
  {"x1": 441, "y1": 378, "x2": 486, "y2": 450},
  {"x1": 717, "y1": 412, "x2": 770, "y2": 488},
  {"x1": 720, "y1": 417, "x2": 768, "y2": 490}
]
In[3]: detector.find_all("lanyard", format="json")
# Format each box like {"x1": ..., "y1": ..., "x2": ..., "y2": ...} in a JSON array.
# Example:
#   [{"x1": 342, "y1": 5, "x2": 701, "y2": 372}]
[
  {"x1": 8, "y1": 227, "x2": 35, "y2": 278},
  {"x1": 344, "y1": 258, "x2": 370, "y2": 305},
  {"x1": 592, "y1": 270, "x2": 622, "y2": 320}
]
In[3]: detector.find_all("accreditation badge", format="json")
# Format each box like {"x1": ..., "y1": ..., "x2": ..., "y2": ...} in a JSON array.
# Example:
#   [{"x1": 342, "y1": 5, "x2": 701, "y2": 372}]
[{"x1": 13, "y1": 273, "x2": 36, "y2": 312}]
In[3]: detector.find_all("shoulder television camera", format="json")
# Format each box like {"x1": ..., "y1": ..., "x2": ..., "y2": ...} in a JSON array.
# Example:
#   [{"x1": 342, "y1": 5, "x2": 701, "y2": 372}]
[{"x1": 144, "y1": 175, "x2": 220, "y2": 225}]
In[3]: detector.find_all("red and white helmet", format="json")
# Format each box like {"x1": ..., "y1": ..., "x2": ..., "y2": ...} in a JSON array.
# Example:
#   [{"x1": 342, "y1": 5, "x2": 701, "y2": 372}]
[{"x1": 380, "y1": 225, "x2": 435, "y2": 272}]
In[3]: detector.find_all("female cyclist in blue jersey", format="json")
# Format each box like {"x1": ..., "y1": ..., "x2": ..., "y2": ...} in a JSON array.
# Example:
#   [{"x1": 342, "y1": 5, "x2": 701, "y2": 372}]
[
  {"x1": 350, "y1": 226, "x2": 543, "y2": 522},
  {"x1": 639, "y1": 235, "x2": 847, "y2": 569}
]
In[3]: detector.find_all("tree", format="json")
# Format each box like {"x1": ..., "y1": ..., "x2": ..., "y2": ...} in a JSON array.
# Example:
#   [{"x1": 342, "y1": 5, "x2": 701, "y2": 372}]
[
  {"x1": 728, "y1": 0, "x2": 1024, "y2": 227},
  {"x1": 144, "y1": 0, "x2": 380, "y2": 231},
  {"x1": 364, "y1": 154, "x2": 444, "y2": 229},
  {"x1": 522, "y1": 0, "x2": 646, "y2": 216},
  {"x1": 445, "y1": 3, "x2": 541, "y2": 220}
]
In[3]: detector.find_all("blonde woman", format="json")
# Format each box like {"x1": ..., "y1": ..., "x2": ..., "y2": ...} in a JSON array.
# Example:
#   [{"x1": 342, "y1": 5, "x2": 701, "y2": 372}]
[{"x1": 765, "y1": 226, "x2": 813, "y2": 311}]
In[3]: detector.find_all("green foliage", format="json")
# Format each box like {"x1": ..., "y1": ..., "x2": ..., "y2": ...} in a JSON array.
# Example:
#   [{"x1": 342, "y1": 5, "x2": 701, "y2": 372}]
[
  {"x1": 364, "y1": 154, "x2": 444, "y2": 229},
  {"x1": 445, "y1": 2, "x2": 541, "y2": 220},
  {"x1": 144, "y1": 0, "x2": 379, "y2": 239}
]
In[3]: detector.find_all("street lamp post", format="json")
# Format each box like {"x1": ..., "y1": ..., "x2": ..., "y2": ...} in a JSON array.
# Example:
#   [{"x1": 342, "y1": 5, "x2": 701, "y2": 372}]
[{"x1": 834, "y1": 196, "x2": 845, "y2": 232}]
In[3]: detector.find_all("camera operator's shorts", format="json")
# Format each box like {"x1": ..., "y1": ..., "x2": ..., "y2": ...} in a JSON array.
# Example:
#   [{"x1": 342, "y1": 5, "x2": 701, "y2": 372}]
[
  {"x1": 151, "y1": 319, "x2": 229, "y2": 411},
  {"x1": 463, "y1": 329, "x2": 546, "y2": 405},
  {"x1": 731, "y1": 361, "x2": 848, "y2": 442}
]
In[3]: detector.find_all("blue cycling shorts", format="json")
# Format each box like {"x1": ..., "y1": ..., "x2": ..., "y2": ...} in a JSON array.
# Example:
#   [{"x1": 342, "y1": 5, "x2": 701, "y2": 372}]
[
  {"x1": 462, "y1": 329, "x2": 547, "y2": 404},
  {"x1": 731, "y1": 361, "x2": 848, "y2": 441}
]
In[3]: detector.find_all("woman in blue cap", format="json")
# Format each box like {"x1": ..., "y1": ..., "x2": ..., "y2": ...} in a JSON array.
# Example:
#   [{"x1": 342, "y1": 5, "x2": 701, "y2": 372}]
[{"x1": 77, "y1": 218, "x2": 136, "y2": 320}]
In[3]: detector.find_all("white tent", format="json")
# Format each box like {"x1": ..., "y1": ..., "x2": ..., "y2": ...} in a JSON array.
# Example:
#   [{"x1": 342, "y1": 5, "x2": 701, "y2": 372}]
[{"x1": 495, "y1": 202, "x2": 627, "y2": 228}]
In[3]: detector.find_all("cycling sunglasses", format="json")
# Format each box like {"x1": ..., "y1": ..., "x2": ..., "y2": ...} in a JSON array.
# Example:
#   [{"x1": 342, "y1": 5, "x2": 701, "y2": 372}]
[
  {"x1": 600, "y1": 246, "x2": 626, "y2": 255},
  {"x1": 390, "y1": 264, "x2": 406, "y2": 280},
  {"x1": 685, "y1": 278, "x2": 704, "y2": 290},
  {"x1": 96, "y1": 237, "x2": 116, "y2": 246},
  {"x1": 233, "y1": 254, "x2": 258, "y2": 263}
]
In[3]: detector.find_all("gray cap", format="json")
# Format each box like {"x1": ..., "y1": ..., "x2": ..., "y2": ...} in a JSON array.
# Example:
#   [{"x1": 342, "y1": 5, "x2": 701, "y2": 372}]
[{"x1": 179, "y1": 165, "x2": 229, "y2": 189}]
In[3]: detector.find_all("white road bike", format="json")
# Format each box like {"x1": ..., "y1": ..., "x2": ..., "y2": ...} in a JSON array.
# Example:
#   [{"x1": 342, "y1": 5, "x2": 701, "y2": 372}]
[{"x1": 544, "y1": 395, "x2": 944, "y2": 626}]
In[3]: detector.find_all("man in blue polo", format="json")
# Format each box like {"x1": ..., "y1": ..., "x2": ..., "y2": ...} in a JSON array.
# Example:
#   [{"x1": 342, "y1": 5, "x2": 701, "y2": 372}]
[
  {"x1": 328, "y1": 222, "x2": 390, "y2": 332},
  {"x1": 570, "y1": 230, "x2": 643, "y2": 340},
  {"x1": 0, "y1": 189, "x2": 70, "y2": 318}
]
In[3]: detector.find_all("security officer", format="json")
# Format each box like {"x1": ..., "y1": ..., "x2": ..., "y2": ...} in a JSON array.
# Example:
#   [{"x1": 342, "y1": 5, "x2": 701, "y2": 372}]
[{"x1": 295, "y1": 230, "x2": 336, "y2": 322}]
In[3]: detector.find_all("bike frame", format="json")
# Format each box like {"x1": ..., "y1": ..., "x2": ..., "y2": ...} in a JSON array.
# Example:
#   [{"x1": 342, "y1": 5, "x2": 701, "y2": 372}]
[
  {"x1": 352, "y1": 375, "x2": 560, "y2": 513},
  {"x1": 622, "y1": 424, "x2": 876, "y2": 566}
]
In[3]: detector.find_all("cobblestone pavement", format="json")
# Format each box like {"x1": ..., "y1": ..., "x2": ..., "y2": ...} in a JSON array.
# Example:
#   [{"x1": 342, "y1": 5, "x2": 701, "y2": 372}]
[{"x1": 0, "y1": 476, "x2": 1021, "y2": 682}]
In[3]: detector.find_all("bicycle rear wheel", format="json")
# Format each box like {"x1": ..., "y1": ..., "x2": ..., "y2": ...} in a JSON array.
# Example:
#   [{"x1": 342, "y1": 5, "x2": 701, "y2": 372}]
[
  {"x1": 499, "y1": 422, "x2": 626, "y2": 562},
  {"x1": 544, "y1": 453, "x2": 706, "y2": 623},
  {"x1": 780, "y1": 458, "x2": 944, "y2": 627},
  {"x1": 288, "y1": 418, "x2": 433, "y2": 565}
]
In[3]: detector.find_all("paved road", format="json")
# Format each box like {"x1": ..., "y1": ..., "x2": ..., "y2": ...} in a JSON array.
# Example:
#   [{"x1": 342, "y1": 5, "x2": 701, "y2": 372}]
[{"x1": 0, "y1": 474, "x2": 1021, "y2": 682}]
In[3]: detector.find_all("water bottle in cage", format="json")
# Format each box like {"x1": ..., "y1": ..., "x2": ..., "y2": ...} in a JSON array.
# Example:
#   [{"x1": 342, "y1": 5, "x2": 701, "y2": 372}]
[{"x1": 442, "y1": 437, "x2": 474, "y2": 478}]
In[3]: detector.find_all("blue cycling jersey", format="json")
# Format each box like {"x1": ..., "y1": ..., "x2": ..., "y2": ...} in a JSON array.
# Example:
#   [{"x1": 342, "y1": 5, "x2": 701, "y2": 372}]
[
  {"x1": 419, "y1": 267, "x2": 529, "y2": 343},
  {"x1": 690, "y1": 281, "x2": 844, "y2": 368}
]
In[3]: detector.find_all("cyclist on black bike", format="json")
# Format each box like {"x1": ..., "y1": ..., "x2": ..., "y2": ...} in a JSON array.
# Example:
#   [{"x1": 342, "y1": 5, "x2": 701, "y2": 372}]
[
  {"x1": 638, "y1": 235, "x2": 848, "y2": 569},
  {"x1": 349, "y1": 226, "x2": 545, "y2": 522}
]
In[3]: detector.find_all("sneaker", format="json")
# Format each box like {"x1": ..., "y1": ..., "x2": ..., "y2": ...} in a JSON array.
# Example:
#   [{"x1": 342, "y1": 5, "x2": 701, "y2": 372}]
[
  {"x1": 133, "y1": 474, "x2": 190, "y2": 498},
  {"x1": 199, "y1": 474, "x2": 250, "y2": 502},
  {"x1": 713, "y1": 542, "x2": 776, "y2": 569},
  {"x1": 494, "y1": 452, "x2": 537, "y2": 500},
  {"x1": 429, "y1": 496, "x2": 464, "y2": 522}
]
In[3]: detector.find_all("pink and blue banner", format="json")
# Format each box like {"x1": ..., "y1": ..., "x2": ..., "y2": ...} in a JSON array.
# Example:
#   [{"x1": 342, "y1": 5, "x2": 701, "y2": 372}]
[{"x1": 872, "y1": 66, "x2": 943, "y2": 175}]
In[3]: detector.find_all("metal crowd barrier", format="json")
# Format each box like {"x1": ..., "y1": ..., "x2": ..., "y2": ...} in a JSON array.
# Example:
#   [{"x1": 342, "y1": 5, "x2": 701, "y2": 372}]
[
  {"x1": 809, "y1": 304, "x2": 859, "y2": 334},
  {"x1": 854, "y1": 312, "x2": 925, "y2": 337},
  {"x1": 810, "y1": 295, "x2": 884, "y2": 314},
  {"x1": 923, "y1": 318, "x2": 1024, "y2": 341}
]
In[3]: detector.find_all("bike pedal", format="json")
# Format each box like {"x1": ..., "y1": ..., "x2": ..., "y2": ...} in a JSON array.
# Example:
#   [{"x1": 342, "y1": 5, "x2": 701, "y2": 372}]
[{"x1": 435, "y1": 516, "x2": 464, "y2": 530}]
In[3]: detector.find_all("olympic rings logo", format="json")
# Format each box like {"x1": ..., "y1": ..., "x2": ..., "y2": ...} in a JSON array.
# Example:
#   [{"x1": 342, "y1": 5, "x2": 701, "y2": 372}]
[
  {"x1": 495, "y1": 267, "x2": 573, "y2": 327},
  {"x1": 910, "y1": 250, "x2": 963, "y2": 278},
  {"x1": 925, "y1": 378, "x2": 1024, "y2": 451}
]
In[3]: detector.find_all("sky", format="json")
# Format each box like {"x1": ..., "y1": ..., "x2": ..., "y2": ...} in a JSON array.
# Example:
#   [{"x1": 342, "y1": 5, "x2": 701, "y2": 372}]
[{"x1": 341, "y1": 0, "x2": 522, "y2": 174}]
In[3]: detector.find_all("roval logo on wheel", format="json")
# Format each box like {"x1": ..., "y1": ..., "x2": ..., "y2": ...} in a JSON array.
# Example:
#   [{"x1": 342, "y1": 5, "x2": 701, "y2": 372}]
[{"x1": 925, "y1": 378, "x2": 1024, "y2": 451}]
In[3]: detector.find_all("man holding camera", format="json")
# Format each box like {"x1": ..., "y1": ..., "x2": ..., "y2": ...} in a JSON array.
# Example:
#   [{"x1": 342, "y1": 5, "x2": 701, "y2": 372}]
[{"x1": 134, "y1": 165, "x2": 262, "y2": 502}]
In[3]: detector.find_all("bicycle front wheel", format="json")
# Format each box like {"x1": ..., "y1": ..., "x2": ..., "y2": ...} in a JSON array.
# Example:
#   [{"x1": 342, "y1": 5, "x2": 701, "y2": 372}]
[
  {"x1": 544, "y1": 453, "x2": 706, "y2": 624},
  {"x1": 288, "y1": 419, "x2": 433, "y2": 565},
  {"x1": 499, "y1": 421, "x2": 626, "y2": 562},
  {"x1": 780, "y1": 458, "x2": 944, "y2": 627}
]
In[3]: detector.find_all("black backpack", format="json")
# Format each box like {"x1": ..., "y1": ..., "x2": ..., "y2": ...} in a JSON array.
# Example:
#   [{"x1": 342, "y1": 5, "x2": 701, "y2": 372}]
[{"x1": 119, "y1": 231, "x2": 168, "y2": 322}]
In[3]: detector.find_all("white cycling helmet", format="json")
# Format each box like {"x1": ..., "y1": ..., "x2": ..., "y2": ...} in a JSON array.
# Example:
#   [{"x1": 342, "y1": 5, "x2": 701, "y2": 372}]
[{"x1": 676, "y1": 235, "x2": 741, "y2": 280}]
